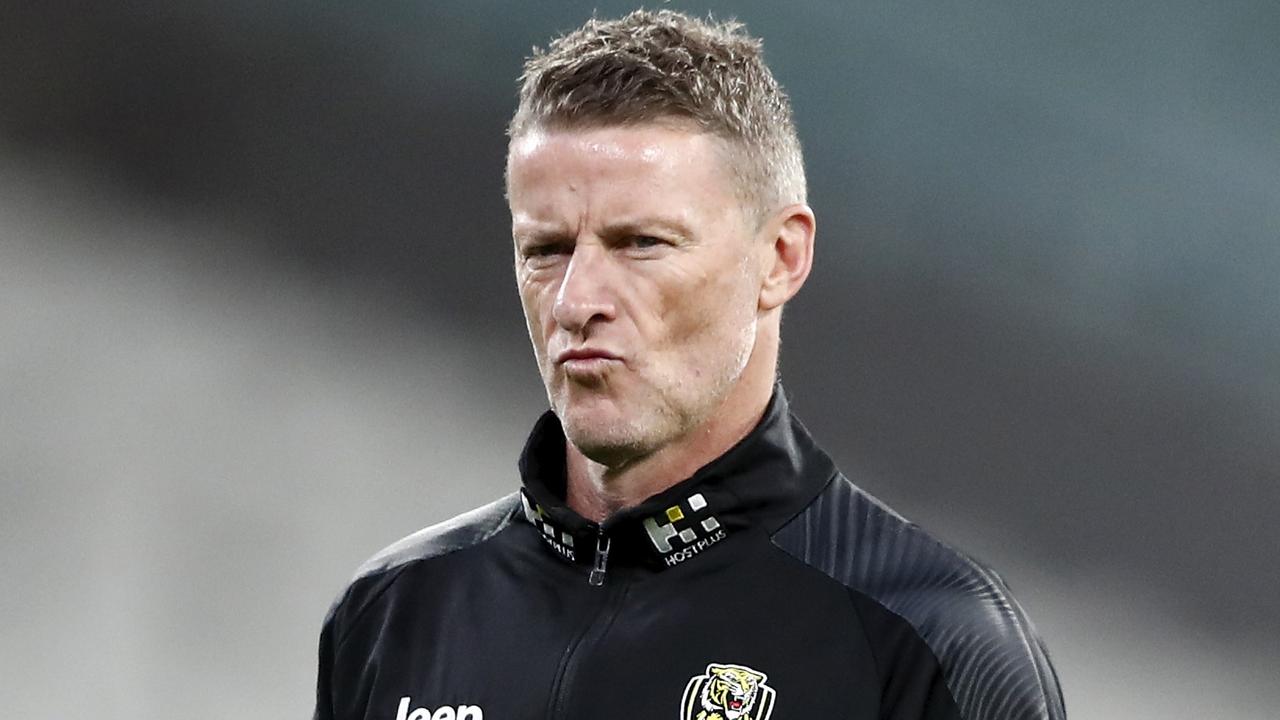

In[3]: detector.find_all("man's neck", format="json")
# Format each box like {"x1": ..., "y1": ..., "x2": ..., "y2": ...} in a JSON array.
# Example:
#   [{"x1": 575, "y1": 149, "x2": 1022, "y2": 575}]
[{"x1": 564, "y1": 367, "x2": 775, "y2": 523}]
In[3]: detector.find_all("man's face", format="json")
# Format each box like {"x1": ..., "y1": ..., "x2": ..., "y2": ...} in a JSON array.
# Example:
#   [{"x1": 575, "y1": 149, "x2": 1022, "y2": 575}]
[{"x1": 507, "y1": 124, "x2": 764, "y2": 464}]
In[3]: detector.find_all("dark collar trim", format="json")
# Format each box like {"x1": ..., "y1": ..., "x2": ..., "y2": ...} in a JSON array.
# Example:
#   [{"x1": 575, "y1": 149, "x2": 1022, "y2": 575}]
[{"x1": 516, "y1": 384, "x2": 836, "y2": 571}]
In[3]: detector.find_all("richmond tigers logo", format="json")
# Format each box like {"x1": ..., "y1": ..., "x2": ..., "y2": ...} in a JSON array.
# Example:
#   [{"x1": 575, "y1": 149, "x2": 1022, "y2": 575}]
[{"x1": 680, "y1": 663, "x2": 776, "y2": 720}]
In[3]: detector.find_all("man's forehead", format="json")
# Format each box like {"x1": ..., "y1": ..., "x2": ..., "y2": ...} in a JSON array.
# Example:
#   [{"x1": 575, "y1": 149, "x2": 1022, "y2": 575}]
[
  {"x1": 507, "y1": 120, "x2": 729, "y2": 166},
  {"x1": 510, "y1": 128, "x2": 641, "y2": 161},
  {"x1": 506, "y1": 122, "x2": 751, "y2": 236}
]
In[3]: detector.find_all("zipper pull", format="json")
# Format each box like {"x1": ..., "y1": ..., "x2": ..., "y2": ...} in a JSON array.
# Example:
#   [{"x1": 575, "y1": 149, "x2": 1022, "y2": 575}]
[{"x1": 588, "y1": 533, "x2": 611, "y2": 586}]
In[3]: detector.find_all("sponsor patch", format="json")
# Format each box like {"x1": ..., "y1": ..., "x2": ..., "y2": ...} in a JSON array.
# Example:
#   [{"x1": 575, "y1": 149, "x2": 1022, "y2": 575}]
[
  {"x1": 520, "y1": 491, "x2": 576, "y2": 562},
  {"x1": 644, "y1": 492, "x2": 726, "y2": 567}
]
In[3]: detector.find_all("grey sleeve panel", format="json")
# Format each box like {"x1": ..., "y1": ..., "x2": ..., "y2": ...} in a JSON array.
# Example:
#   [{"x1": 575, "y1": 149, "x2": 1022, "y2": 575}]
[
  {"x1": 771, "y1": 475, "x2": 1067, "y2": 720},
  {"x1": 352, "y1": 492, "x2": 522, "y2": 580},
  {"x1": 314, "y1": 493, "x2": 521, "y2": 720},
  {"x1": 323, "y1": 493, "x2": 521, "y2": 650}
]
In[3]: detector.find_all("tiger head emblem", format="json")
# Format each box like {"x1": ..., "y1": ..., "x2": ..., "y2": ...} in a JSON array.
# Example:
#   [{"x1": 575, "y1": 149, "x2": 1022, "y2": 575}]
[{"x1": 682, "y1": 663, "x2": 776, "y2": 720}]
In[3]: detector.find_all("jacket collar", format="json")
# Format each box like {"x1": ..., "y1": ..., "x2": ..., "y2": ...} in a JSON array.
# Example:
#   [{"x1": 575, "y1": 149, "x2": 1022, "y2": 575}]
[{"x1": 516, "y1": 384, "x2": 837, "y2": 571}]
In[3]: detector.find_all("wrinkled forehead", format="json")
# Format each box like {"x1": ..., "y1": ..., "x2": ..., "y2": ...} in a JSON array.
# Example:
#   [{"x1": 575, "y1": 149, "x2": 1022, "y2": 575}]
[
  {"x1": 506, "y1": 124, "x2": 748, "y2": 234},
  {"x1": 509, "y1": 120, "x2": 728, "y2": 169},
  {"x1": 509, "y1": 114, "x2": 712, "y2": 150},
  {"x1": 506, "y1": 120, "x2": 742, "y2": 191}
]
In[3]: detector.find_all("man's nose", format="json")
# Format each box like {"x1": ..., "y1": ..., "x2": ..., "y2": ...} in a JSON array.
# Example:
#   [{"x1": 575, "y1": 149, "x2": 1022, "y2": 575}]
[{"x1": 552, "y1": 243, "x2": 616, "y2": 333}]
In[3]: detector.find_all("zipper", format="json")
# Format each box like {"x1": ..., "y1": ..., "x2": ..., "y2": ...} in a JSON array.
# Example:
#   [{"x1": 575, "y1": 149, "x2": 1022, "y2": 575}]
[
  {"x1": 544, "y1": 528, "x2": 627, "y2": 720},
  {"x1": 588, "y1": 533, "x2": 611, "y2": 586}
]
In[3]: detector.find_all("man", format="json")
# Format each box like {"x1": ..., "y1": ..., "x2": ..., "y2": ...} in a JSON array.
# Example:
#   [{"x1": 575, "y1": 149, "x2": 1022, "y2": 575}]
[{"x1": 314, "y1": 10, "x2": 1065, "y2": 720}]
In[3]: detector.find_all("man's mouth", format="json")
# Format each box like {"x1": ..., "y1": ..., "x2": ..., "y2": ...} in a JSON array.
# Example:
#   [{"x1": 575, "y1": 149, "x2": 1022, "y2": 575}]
[
  {"x1": 554, "y1": 347, "x2": 621, "y2": 364},
  {"x1": 560, "y1": 357, "x2": 620, "y2": 379},
  {"x1": 554, "y1": 348, "x2": 623, "y2": 378}
]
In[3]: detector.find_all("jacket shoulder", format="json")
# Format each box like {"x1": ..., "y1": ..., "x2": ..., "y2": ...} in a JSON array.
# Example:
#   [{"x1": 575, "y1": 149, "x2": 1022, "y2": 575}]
[
  {"x1": 352, "y1": 491, "x2": 521, "y2": 581},
  {"x1": 314, "y1": 494, "x2": 520, "y2": 719},
  {"x1": 772, "y1": 474, "x2": 1066, "y2": 720},
  {"x1": 323, "y1": 493, "x2": 520, "y2": 640}
]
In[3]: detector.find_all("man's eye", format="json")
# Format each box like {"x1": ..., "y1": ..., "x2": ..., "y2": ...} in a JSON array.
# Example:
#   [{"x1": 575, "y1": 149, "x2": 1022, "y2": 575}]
[
  {"x1": 629, "y1": 235, "x2": 665, "y2": 249},
  {"x1": 524, "y1": 243, "x2": 569, "y2": 258}
]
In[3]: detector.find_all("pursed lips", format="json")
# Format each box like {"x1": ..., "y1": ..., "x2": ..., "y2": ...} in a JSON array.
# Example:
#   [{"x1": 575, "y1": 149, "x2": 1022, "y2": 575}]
[{"x1": 554, "y1": 347, "x2": 622, "y2": 364}]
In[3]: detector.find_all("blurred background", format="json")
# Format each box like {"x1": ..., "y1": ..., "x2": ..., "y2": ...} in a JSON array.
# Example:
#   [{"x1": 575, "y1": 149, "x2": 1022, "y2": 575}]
[{"x1": 2, "y1": 1, "x2": 1276, "y2": 717}]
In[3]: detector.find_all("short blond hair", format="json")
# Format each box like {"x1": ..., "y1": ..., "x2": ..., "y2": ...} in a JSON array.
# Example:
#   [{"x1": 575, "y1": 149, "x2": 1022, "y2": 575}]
[{"x1": 508, "y1": 9, "x2": 806, "y2": 216}]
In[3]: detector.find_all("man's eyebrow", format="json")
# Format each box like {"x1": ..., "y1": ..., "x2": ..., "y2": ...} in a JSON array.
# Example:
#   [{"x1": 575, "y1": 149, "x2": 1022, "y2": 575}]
[
  {"x1": 601, "y1": 218, "x2": 692, "y2": 241},
  {"x1": 514, "y1": 218, "x2": 694, "y2": 244},
  {"x1": 511, "y1": 222, "x2": 571, "y2": 244}
]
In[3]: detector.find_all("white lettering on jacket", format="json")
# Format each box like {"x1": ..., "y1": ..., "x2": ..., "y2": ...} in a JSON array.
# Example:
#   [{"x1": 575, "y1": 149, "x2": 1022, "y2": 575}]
[
  {"x1": 395, "y1": 696, "x2": 484, "y2": 720},
  {"x1": 662, "y1": 528, "x2": 727, "y2": 567}
]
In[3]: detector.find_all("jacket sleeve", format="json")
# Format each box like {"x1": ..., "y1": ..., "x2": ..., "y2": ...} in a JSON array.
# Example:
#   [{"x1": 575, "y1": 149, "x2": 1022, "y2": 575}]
[
  {"x1": 771, "y1": 475, "x2": 1067, "y2": 720},
  {"x1": 850, "y1": 589, "x2": 964, "y2": 720},
  {"x1": 313, "y1": 592, "x2": 345, "y2": 720}
]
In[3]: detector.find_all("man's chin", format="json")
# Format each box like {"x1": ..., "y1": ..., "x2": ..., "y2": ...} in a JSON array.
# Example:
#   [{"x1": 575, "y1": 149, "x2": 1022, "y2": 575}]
[
  {"x1": 553, "y1": 384, "x2": 621, "y2": 423},
  {"x1": 557, "y1": 406, "x2": 647, "y2": 464},
  {"x1": 566, "y1": 435, "x2": 651, "y2": 468},
  {"x1": 559, "y1": 409, "x2": 624, "y2": 445}
]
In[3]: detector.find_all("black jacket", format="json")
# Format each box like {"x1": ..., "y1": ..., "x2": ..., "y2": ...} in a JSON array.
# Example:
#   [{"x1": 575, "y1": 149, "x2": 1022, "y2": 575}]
[{"x1": 314, "y1": 387, "x2": 1066, "y2": 720}]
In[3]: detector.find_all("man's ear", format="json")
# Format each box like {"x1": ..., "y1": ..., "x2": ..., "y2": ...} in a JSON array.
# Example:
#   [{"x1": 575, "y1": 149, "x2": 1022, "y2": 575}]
[{"x1": 758, "y1": 204, "x2": 816, "y2": 311}]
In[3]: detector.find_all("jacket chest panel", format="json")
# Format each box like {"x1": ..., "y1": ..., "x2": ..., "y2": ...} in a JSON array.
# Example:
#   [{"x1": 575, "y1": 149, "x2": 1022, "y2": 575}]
[
  {"x1": 342, "y1": 545, "x2": 882, "y2": 720},
  {"x1": 546, "y1": 566, "x2": 879, "y2": 719},
  {"x1": 341, "y1": 576, "x2": 600, "y2": 720}
]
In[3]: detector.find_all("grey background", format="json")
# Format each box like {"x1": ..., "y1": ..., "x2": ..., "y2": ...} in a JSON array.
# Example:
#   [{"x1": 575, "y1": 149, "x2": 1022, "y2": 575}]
[{"x1": 2, "y1": 1, "x2": 1276, "y2": 718}]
